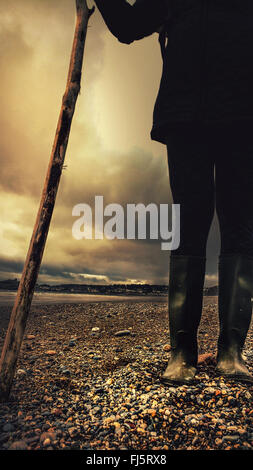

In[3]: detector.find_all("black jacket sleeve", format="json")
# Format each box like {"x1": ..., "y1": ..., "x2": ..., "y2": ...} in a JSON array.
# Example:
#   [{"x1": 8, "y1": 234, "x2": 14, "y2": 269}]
[{"x1": 94, "y1": 0, "x2": 169, "y2": 44}]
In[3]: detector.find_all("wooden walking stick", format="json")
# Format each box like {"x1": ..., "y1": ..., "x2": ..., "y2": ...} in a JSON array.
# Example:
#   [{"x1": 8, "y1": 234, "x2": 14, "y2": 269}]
[{"x1": 0, "y1": 0, "x2": 95, "y2": 401}]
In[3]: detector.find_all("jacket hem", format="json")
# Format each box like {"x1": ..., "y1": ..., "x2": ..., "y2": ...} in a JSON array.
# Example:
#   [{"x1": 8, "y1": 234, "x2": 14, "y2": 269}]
[{"x1": 151, "y1": 117, "x2": 253, "y2": 145}]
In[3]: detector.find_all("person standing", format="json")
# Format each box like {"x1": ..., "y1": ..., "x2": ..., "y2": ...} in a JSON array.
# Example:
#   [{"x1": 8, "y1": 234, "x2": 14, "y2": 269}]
[{"x1": 93, "y1": 0, "x2": 253, "y2": 385}]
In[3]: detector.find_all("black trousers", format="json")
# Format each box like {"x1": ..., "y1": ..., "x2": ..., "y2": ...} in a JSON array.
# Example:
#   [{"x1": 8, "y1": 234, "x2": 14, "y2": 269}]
[{"x1": 166, "y1": 124, "x2": 253, "y2": 257}]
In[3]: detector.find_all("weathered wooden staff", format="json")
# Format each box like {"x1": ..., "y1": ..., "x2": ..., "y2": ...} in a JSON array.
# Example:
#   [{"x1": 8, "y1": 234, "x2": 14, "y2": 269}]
[{"x1": 0, "y1": 0, "x2": 95, "y2": 401}]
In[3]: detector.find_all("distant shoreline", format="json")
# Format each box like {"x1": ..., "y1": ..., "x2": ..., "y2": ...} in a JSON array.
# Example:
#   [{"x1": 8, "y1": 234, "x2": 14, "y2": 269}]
[
  {"x1": 0, "y1": 290, "x2": 219, "y2": 307},
  {"x1": 0, "y1": 280, "x2": 219, "y2": 297},
  {"x1": 0, "y1": 291, "x2": 168, "y2": 306},
  {"x1": 0, "y1": 289, "x2": 166, "y2": 296}
]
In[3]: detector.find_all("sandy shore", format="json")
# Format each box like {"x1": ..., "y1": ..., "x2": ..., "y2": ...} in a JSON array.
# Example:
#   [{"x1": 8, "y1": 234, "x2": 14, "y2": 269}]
[{"x1": 0, "y1": 297, "x2": 252, "y2": 451}]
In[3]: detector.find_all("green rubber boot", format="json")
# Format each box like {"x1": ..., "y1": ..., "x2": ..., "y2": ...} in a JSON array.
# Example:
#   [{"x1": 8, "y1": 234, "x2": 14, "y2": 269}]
[
  {"x1": 216, "y1": 254, "x2": 253, "y2": 384},
  {"x1": 162, "y1": 255, "x2": 206, "y2": 386}
]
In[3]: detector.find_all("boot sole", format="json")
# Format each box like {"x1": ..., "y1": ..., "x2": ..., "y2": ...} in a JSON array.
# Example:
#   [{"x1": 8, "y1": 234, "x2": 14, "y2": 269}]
[
  {"x1": 160, "y1": 376, "x2": 196, "y2": 387},
  {"x1": 216, "y1": 370, "x2": 253, "y2": 384}
]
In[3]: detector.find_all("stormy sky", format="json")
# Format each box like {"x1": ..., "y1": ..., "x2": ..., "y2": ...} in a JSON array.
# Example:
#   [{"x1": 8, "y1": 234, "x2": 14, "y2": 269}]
[{"x1": 0, "y1": 0, "x2": 220, "y2": 286}]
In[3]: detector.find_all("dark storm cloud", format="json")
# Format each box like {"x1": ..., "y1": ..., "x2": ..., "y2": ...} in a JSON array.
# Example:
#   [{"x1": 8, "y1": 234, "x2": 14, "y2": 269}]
[
  {"x1": 0, "y1": 234, "x2": 170, "y2": 285},
  {"x1": 0, "y1": 256, "x2": 24, "y2": 276}
]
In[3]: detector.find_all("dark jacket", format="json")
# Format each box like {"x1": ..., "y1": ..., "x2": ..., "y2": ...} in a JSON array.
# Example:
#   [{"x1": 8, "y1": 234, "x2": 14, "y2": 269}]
[{"x1": 94, "y1": 0, "x2": 253, "y2": 144}]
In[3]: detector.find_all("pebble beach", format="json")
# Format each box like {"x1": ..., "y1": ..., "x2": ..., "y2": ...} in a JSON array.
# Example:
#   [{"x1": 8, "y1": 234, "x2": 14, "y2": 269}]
[{"x1": 0, "y1": 297, "x2": 252, "y2": 451}]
